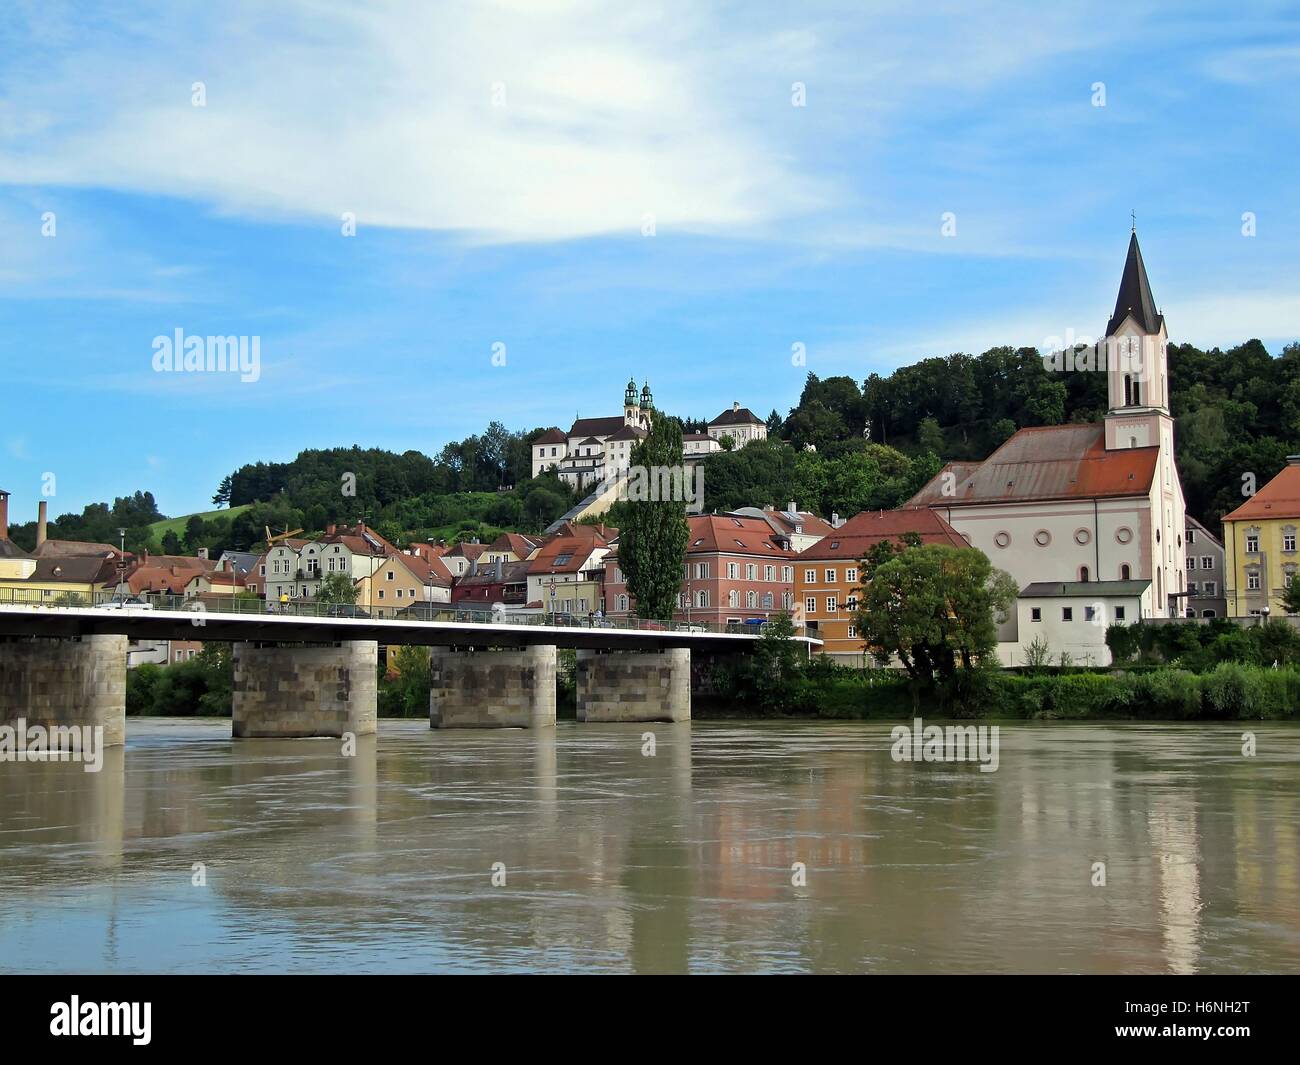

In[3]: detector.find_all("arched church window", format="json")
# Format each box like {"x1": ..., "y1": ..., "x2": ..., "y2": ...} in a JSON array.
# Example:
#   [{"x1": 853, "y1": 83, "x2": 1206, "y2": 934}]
[
  {"x1": 1079, "y1": 566, "x2": 1090, "y2": 582},
  {"x1": 1120, "y1": 564, "x2": 1131, "y2": 580}
]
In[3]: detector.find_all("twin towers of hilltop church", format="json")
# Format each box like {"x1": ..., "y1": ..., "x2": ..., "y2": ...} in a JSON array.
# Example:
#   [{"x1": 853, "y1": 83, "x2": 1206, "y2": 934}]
[{"x1": 623, "y1": 377, "x2": 653, "y2": 429}]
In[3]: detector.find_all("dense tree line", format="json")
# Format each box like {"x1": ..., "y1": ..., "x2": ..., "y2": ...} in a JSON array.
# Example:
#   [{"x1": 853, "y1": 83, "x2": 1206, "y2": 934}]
[{"x1": 8, "y1": 491, "x2": 162, "y2": 554}]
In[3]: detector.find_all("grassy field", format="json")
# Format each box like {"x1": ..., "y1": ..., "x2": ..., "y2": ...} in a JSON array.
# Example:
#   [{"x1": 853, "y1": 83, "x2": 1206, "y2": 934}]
[{"x1": 148, "y1": 505, "x2": 252, "y2": 540}]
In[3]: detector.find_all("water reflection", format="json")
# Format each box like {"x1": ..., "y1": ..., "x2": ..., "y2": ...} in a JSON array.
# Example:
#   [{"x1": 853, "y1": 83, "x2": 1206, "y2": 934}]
[{"x1": 0, "y1": 720, "x2": 1296, "y2": 973}]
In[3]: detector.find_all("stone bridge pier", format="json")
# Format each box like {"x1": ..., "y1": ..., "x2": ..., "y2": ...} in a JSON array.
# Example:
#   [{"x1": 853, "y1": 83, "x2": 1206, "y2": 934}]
[
  {"x1": 576, "y1": 648, "x2": 691, "y2": 723},
  {"x1": 232, "y1": 640, "x2": 377, "y2": 738},
  {"x1": 0, "y1": 635, "x2": 128, "y2": 746},
  {"x1": 429, "y1": 645, "x2": 557, "y2": 728}
]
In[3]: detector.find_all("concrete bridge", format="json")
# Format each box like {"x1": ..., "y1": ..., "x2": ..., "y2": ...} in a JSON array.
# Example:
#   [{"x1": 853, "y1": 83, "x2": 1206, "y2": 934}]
[{"x1": 0, "y1": 603, "x2": 819, "y2": 744}]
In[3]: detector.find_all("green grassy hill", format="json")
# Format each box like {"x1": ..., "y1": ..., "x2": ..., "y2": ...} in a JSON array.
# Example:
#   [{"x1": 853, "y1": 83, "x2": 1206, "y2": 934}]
[{"x1": 147, "y1": 505, "x2": 252, "y2": 540}]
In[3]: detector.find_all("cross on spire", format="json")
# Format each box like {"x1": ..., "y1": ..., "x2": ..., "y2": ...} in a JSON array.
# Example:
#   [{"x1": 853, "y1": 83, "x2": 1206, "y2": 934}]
[{"x1": 1131, "y1": 209, "x2": 1136, "y2": 233}]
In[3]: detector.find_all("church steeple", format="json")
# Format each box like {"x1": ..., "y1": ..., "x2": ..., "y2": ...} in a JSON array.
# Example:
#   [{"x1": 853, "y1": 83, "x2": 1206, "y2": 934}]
[{"x1": 1106, "y1": 230, "x2": 1162, "y2": 336}]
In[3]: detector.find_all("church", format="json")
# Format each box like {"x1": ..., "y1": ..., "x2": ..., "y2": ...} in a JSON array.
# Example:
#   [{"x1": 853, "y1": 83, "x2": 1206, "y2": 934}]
[
  {"x1": 906, "y1": 232, "x2": 1188, "y2": 664},
  {"x1": 530, "y1": 378, "x2": 654, "y2": 490}
]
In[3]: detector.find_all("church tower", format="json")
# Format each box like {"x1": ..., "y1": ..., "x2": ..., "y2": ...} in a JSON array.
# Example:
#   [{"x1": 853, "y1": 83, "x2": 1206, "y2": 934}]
[
  {"x1": 1104, "y1": 230, "x2": 1171, "y2": 452},
  {"x1": 1102, "y1": 230, "x2": 1186, "y2": 615},
  {"x1": 624, "y1": 377, "x2": 639, "y2": 427}
]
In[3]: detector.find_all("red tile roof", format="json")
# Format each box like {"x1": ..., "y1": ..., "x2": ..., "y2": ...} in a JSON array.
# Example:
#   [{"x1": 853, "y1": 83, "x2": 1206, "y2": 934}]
[
  {"x1": 798, "y1": 509, "x2": 967, "y2": 559},
  {"x1": 685, "y1": 515, "x2": 793, "y2": 556},
  {"x1": 534, "y1": 428, "x2": 567, "y2": 445},
  {"x1": 1223, "y1": 462, "x2": 1300, "y2": 522},
  {"x1": 907, "y1": 424, "x2": 1158, "y2": 507}
]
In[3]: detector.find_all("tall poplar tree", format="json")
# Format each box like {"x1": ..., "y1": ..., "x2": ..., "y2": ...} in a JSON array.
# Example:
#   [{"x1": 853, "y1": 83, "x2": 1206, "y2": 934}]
[{"x1": 620, "y1": 413, "x2": 690, "y2": 621}]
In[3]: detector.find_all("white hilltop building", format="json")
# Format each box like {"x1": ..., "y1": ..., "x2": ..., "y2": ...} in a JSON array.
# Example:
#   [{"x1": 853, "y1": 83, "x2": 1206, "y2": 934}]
[
  {"x1": 532, "y1": 378, "x2": 654, "y2": 491},
  {"x1": 906, "y1": 231, "x2": 1187, "y2": 666}
]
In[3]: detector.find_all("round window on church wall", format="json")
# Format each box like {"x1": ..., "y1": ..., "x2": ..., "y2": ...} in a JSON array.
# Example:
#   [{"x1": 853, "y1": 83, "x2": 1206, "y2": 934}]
[
  {"x1": 994, "y1": 531, "x2": 1011, "y2": 549},
  {"x1": 1034, "y1": 530, "x2": 1051, "y2": 547},
  {"x1": 1074, "y1": 528, "x2": 1091, "y2": 546},
  {"x1": 1116, "y1": 527, "x2": 1133, "y2": 545}
]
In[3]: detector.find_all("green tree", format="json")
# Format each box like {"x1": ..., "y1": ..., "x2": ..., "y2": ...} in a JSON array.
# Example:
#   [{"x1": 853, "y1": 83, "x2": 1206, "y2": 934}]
[
  {"x1": 855, "y1": 543, "x2": 1015, "y2": 683},
  {"x1": 619, "y1": 414, "x2": 689, "y2": 620},
  {"x1": 317, "y1": 572, "x2": 359, "y2": 605},
  {"x1": 1284, "y1": 573, "x2": 1300, "y2": 615}
]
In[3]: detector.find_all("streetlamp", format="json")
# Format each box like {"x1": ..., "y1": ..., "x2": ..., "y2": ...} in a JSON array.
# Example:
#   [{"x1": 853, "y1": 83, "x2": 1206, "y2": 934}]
[{"x1": 546, "y1": 576, "x2": 557, "y2": 622}]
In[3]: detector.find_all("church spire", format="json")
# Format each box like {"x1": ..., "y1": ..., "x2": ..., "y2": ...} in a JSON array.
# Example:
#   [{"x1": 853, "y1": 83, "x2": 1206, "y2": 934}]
[{"x1": 1106, "y1": 230, "x2": 1161, "y2": 336}]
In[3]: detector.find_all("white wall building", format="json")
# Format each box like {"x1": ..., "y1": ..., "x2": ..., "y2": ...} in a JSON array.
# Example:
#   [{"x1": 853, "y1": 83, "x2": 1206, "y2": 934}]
[{"x1": 907, "y1": 232, "x2": 1187, "y2": 664}]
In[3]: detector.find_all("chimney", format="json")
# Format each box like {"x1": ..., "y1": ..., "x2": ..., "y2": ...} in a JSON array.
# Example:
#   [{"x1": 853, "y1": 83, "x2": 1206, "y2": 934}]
[
  {"x1": 470, "y1": 559, "x2": 479, "y2": 576},
  {"x1": 788, "y1": 501, "x2": 797, "y2": 514},
  {"x1": 732, "y1": 401, "x2": 740, "y2": 412},
  {"x1": 326, "y1": 524, "x2": 336, "y2": 536},
  {"x1": 495, "y1": 557, "x2": 504, "y2": 580},
  {"x1": 831, "y1": 512, "x2": 841, "y2": 527},
  {"x1": 36, "y1": 500, "x2": 47, "y2": 546},
  {"x1": 197, "y1": 547, "x2": 209, "y2": 560},
  {"x1": 0, "y1": 489, "x2": 8, "y2": 540},
  {"x1": 472, "y1": 537, "x2": 480, "y2": 545}
]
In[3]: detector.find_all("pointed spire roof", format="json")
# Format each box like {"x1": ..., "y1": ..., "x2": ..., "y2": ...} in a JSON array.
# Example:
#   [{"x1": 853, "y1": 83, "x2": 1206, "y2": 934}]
[{"x1": 1106, "y1": 230, "x2": 1162, "y2": 335}]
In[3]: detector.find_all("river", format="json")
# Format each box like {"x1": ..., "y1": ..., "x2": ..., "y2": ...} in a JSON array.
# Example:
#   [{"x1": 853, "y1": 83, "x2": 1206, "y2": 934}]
[{"x1": 1, "y1": 718, "x2": 1296, "y2": 973}]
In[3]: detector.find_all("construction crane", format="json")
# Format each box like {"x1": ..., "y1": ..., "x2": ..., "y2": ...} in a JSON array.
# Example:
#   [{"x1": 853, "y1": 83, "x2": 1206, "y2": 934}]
[{"x1": 265, "y1": 525, "x2": 304, "y2": 549}]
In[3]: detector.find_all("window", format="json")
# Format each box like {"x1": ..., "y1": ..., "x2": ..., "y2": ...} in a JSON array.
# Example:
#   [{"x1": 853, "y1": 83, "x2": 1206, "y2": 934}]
[
  {"x1": 617, "y1": 595, "x2": 628, "y2": 611},
  {"x1": 846, "y1": 567, "x2": 858, "y2": 584},
  {"x1": 804, "y1": 568, "x2": 816, "y2": 582},
  {"x1": 846, "y1": 595, "x2": 858, "y2": 610},
  {"x1": 1120, "y1": 564, "x2": 1131, "y2": 580},
  {"x1": 1079, "y1": 566, "x2": 1089, "y2": 582},
  {"x1": 1201, "y1": 556, "x2": 1213, "y2": 570},
  {"x1": 1185, "y1": 557, "x2": 1195, "y2": 571},
  {"x1": 826, "y1": 596, "x2": 837, "y2": 612},
  {"x1": 678, "y1": 593, "x2": 687, "y2": 609},
  {"x1": 1204, "y1": 581, "x2": 1216, "y2": 596},
  {"x1": 729, "y1": 590, "x2": 740, "y2": 608},
  {"x1": 1031, "y1": 607, "x2": 1041, "y2": 622},
  {"x1": 1202, "y1": 609, "x2": 1216, "y2": 618},
  {"x1": 1085, "y1": 606, "x2": 1097, "y2": 622},
  {"x1": 846, "y1": 625, "x2": 856, "y2": 639},
  {"x1": 1187, "y1": 528, "x2": 1196, "y2": 544},
  {"x1": 696, "y1": 590, "x2": 708, "y2": 608},
  {"x1": 746, "y1": 564, "x2": 757, "y2": 581},
  {"x1": 805, "y1": 596, "x2": 816, "y2": 614},
  {"x1": 728, "y1": 562, "x2": 739, "y2": 579},
  {"x1": 696, "y1": 562, "x2": 709, "y2": 579},
  {"x1": 1287, "y1": 534, "x2": 1298, "y2": 552},
  {"x1": 746, "y1": 591, "x2": 757, "y2": 609},
  {"x1": 553, "y1": 553, "x2": 572, "y2": 566},
  {"x1": 825, "y1": 568, "x2": 836, "y2": 583},
  {"x1": 764, "y1": 565, "x2": 775, "y2": 582},
  {"x1": 1062, "y1": 607, "x2": 1073, "y2": 621},
  {"x1": 378, "y1": 590, "x2": 385, "y2": 600},
  {"x1": 1187, "y1": 582, "x2": 1198, "y2": 595},
  {"x1": 782, "y1": 566, "x2": 793, "y2": 582},
  {"x1": 1115, "y1": 606, "x2": 1126, "y2": 621},
  {"x1": 763, "y1": 592, "x2": 773, "y2": 608},
  {"x1": 1247, "y1": 573, "x2": 1261, "y2": 590},
  {"x1": 386, "y1": 570, "x2": 395, "y2": 581},
  {"x1": 1246, "y1": 535, "x2": 1259, "y2": 553}
]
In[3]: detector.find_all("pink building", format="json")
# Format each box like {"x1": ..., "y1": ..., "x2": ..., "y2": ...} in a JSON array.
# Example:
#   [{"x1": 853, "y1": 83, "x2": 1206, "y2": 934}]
[{"x1": 602, "y1": 514, "x2": 796, "y2": 627}]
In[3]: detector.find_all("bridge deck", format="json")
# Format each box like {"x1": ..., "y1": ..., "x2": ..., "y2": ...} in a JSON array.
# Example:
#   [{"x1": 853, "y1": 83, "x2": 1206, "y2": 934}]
[{"x1": 0, "y1": 605, "x2": 822, "y2": 653}]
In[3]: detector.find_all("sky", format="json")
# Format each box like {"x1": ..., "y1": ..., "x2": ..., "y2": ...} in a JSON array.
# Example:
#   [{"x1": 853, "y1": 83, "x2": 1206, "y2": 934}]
[{"x1": 1, "y1": 0, "x2": 1298, "y2": 521}]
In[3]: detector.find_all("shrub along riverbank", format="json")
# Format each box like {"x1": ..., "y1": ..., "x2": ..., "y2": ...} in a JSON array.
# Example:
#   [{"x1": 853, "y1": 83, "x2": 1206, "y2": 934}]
[{"x1": 700, "y1": 658, "x2": 1300, "y2": 720}]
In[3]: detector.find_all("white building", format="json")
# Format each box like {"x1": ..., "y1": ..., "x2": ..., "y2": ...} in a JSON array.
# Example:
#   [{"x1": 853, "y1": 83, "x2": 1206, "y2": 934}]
[
  {"x1": 1016, "y1": 580, "x2": 1153, "y2": 666},
  {"x1": 531, "y1": 378, "x2": 653, "y2": 489},
  {"x1": 907, "y1": 232, "x2": 1187, "y2": 664},
  {"x1": 707, "y1": 402, "x2": 768, "y2": 447}
]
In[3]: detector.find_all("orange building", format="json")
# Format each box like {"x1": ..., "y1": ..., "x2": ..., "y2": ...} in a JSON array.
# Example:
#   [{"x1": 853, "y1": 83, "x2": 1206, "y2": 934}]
[{"x1": 796, "y1": 509, "x2": 967, "y2": 665}]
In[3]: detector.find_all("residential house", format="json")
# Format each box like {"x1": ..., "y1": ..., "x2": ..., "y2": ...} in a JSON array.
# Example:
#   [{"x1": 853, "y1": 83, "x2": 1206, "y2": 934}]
[
  {"x1": 1221, "y1": 455, "x2": 1300, "y2": 617},
  {"x1": 1016, "y1": 581, "x2": 1153, "y2": 666},
  {"x1": 452, "y1": 558, "x2": 530, "y2": 609},
  {"x1": 440, "y1": 540, "x2": 486, "y2": 579},
  {"x1": 707, "y1": 402, "x2": 768, "y2": 447},
  {"x1": 1184, "y1": 516, "x2": 1226, "y2": 619},
  {"x1": 483, "y1": 532, "x2": 542, "y2": 565},
  {"x1": 526, "y1": 522, "x2": 617, "y2": 615},
  {"x1": 355, "y1": 551, "x2": 453, "y2": 617},
  {"x1": 603, "y1": 514, "x2": 796, "y2": 627},
  {"x1": 796, "y1": 508, "x2": 967, "y2": 664}
]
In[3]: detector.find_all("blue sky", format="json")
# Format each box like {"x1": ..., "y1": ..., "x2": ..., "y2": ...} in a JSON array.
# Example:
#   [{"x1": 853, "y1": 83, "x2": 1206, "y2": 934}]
[{"x1": 2, "y1": 0, "x2": 1298, "y2": 520}]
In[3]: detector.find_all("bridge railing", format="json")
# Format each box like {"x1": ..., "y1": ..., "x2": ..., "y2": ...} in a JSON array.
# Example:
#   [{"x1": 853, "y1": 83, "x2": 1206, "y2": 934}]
[{"x1": 0, "y1": 587, "x2": 808, "y2": 638}]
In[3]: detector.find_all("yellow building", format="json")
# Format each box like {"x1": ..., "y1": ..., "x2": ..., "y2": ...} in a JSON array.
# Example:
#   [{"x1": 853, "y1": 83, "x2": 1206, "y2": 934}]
[{"x1": 1221, "y1": 457, "x2": 1300, "y2": 617}]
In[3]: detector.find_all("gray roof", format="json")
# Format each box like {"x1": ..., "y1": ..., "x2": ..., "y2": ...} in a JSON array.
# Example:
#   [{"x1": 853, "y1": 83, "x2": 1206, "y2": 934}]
[
  {"x1": 1020, "y1": 580, "x2": 1151, "y2": 598},
  {"x1": 709, "y1": 406, "x2": 763, "y2": 427},
  {"x1": 0, "y1": 538, "x2": 30, "y2": 560},
  {"x1": 1106, "y1": 231, "x2": 1163, "y2": 335}
]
